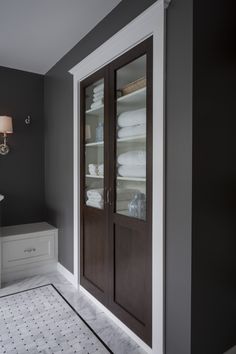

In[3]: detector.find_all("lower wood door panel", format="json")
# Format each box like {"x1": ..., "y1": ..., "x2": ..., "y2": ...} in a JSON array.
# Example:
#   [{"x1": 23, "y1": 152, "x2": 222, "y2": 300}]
[
  {"x1": 108, "y1": 217, "x2": 152, "y2": 346},
  {"x1": 80, "y1": 206, "x2": 108, "y2": 305}
]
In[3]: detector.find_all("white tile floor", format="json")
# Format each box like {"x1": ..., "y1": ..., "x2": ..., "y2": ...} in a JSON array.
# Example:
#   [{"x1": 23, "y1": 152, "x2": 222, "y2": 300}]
[
  {"x1": 0, "y1": 272, "x2": 147, "y2": 354},
  {"x1": 0, "y1": 284, "x2": 111, "y2": 354}
]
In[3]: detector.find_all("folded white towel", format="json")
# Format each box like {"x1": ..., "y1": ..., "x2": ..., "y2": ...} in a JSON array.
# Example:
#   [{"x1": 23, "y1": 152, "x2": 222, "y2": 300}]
[
  {"x1": 87, "y1": 188, "x2": 104, "y2": 202},
  {"x1": 93, "y1": 92, "x2": 104, "y2": 101},
  {"x1": 88, "y1": 164, "x2": 98, "y2": 176},
  {"x1": 118, "y1": 165, "x2": 146, "y2": 178},
  {"x1": 88, "y1": 164, "x2": 97, "y2": 169},
  {"x1": 98, "y1": 164, "x2": 104, "y2": 176},
  {"x1": 118, "y1": 150, "x2": 146, "y2": 166},
  {"x1": 86, "y1": 200, "x2": 104, "y2": 209},
  {"x1": 93, "y1": 83, "x2": 104, "y2": 94},
  {"x1": 91, "y1": 99, "x2": 104, "y2": 109},
  {"x1": 87, "y1": 195, "x2": 104, "y2": 203},
  {"x1": 118, "y1": 124, "x2": 146, "y2": 138},
  {"x1": 118, "y1": 108, "x2": 146, "y2": 128}
]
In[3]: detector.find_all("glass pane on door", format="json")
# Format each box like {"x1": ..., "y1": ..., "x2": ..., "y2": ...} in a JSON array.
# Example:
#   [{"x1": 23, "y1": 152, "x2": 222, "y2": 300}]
[
  {"x1": 84, "y1": 78, "x2": 104, "y2": 209},
  {"x1": 115, "y1": 55, "x2": 147, "y2": 220}
]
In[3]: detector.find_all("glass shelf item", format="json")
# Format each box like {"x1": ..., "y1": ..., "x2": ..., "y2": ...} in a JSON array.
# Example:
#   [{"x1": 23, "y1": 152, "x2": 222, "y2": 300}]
[
  {"x1": 84, "y1": 78, "x2": 105, "y2": 210},
  {"x1": 115, "y1": 54, "x2": 147, "y2": 220}
]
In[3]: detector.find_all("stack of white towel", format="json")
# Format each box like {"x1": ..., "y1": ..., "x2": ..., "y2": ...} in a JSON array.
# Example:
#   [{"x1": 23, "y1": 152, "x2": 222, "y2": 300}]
[
  {"x1": 88, "y1": 164, "x2": 104, "y2": 176},
  {"x1": 117, "y1": 108, "x2": 146, "y2": 138},
  {"x1": 117, "y1": 150, "x2": 146, "y2": 178},
  {"x1": 86, "y1": 188, "x2": 104, "y2": 209},
  {"x1": 91, "y1": 83, "x2": 104, "y2": 109},
  {"x1": 86, "y1": 188, "x2": 139, "y2": 210}
]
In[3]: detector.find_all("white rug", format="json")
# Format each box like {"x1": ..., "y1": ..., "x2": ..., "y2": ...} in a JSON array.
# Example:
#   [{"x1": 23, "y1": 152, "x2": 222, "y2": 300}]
[{"x1": 0, "y1": 284, "x2": 112, "y2": 354}]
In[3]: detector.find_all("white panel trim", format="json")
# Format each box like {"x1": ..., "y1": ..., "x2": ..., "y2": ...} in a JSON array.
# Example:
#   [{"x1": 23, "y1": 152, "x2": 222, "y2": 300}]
[
  {"x1": 70, "y1": 1, "x2": 168, "y2": 353},
  {"x1": 80, "y1": 285, "x2": 152, "y2": 354},
  {"x1": 57, "y1": 262, "x2": 77, "y2": 288}
]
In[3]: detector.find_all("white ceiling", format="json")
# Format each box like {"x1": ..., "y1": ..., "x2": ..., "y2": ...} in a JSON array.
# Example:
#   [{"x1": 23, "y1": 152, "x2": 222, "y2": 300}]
[{"x1": 0, "y1": 0, "x2": 121, "y2": 74}]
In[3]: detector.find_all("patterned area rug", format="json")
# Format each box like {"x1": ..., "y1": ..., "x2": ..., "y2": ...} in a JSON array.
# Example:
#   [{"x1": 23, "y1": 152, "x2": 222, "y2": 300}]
[{"x1": 0, "y1": 284, "x2": 113, "y2": 354}]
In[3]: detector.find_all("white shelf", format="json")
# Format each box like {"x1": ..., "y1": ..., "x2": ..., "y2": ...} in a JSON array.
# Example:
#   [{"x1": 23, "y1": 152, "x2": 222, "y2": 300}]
[
  {"x1": 117, "y1": 176, "x2": 146, "y2": 182},
  {"x1": 86, "y1": 105, "x2": 104, "y2": 115},
  {"x1": 117, "y1": 135, "x2": 146, "y2": 143},
  {"x1": 117, "y1": 210, "x2": 130, "y2": 216},
  {"x1": 117, "y1": 87, "x2": 146, "y2": 113},
  {"x1": 86, "y1": 174, "x2": 104, "y2": 179},
  {"x1": 85, "y1": 88, "x2": 146, "y2": 115},
  {"x1": 86, "y1": 141, "x2": 104, "y2": 147}
]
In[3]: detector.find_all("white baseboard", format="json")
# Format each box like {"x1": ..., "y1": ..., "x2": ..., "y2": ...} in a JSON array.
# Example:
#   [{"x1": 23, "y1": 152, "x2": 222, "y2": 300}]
[
  {"x1": 57, "y1": 262, "x2": 78, "y2": 288},
  {"x1": 80, "y1": 285, "x2": 152, "y2": 354},
  {"x1": 2, "y1": 261, "x2": 57, "y2": 283}
]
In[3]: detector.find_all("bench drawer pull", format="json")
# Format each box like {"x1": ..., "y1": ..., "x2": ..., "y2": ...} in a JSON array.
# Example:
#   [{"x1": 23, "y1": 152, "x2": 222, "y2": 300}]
[{"x1": 24, "y1": 248, "x2": 36, "y2": 253}]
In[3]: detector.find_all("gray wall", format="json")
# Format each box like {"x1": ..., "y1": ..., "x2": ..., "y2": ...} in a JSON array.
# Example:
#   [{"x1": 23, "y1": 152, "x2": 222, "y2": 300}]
[
  {"x1": 165, "y1": 0, "x2": 193, "y2": 353},
  {"x1": 44, "y1": 0, "x2": 158, "y2": 273},
  {"x1": 44, "y1": 0, "x2": 193, "y2": 353},
  {"x1": 0, "y1": 66, "x2": 44, "y2": 226}
]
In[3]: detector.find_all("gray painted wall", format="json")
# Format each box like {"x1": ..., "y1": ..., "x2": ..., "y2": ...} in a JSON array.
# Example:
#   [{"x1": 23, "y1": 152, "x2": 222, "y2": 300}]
[
  {"x1": 0, "y1": 66, "x2": 44, "y2": 226},
  {"x1": 44, "y1": 0, "x2": 158, "y2": 274},
  {"x1": 165, "y1": 0, "x2": 193, "y2": 353},
  {"x1": 44, "y1": 0, "x2": 193, "y2": 353}
]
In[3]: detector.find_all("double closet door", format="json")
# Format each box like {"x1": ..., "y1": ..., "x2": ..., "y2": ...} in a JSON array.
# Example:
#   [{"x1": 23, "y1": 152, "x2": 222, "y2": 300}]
[{"x1": 80, "y1": 38, "x2": 153, "y2": 345}]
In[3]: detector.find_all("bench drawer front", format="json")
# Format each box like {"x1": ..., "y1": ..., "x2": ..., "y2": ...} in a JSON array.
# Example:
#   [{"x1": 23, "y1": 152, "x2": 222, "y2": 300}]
[{"x1": 2, "y1": 235, "x2": 55, "y2": 269}]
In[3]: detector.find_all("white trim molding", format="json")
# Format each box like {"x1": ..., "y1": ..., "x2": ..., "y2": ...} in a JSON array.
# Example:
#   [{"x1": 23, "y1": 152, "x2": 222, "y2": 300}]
[
  {"x1": 57, "y1": 262, "x2": 77, "y2": 288},
  {"x1": 69, "y1": 1, "x2": 168, "y2": 353}
]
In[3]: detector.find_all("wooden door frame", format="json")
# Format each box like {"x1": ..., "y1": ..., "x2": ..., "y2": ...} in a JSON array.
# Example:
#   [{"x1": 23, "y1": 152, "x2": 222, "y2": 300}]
[
  {"x1": 69, "y1": 1, "x2": 170, "y2": 353},
  {"x1": 80, "y1": 67, "x2": 110, "y2": 305}
]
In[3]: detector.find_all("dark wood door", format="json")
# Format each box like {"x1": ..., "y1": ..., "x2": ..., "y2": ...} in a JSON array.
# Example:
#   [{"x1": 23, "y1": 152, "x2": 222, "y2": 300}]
[
  {"x1": 108, "y1": 37, "x2": 153, "y2": 345},
  {"x1": 80, "y1": 37, "x2": 153, "y2": 346},
  {"x1": 80, "y1": 68, "x2": 110, "y2": 305}
]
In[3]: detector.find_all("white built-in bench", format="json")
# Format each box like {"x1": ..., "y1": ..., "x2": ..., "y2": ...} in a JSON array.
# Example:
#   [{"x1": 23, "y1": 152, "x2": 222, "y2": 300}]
[{"x1": 0, "y1": 222, "x2": 58, "y2": 285}]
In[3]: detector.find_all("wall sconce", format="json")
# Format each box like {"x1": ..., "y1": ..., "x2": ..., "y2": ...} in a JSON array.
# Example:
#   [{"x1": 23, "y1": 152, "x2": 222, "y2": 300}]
[{"x1": 0, "y1": 116, "x2": 13, "y2": 155}]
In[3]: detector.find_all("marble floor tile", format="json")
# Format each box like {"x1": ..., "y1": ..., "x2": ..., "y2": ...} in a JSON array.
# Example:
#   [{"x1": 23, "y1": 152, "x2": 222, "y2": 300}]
[{"x1": 0, "y1": 272, "x2": 148, "y2": 354}]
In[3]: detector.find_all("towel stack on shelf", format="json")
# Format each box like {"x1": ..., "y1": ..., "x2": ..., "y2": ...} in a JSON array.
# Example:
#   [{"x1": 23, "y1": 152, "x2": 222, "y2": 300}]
[
  {"x1": 88, "y1": 164, "x2": 104, "y2": 176},
  {"x1": 86, "y1": 188, "x2": 104, "y2": 209},
  {"x1": 117, "y1": 108, "x2": 146, "y2": 138},
  {"x1": 90, "y1": 83, "x2": 104, "y2": 109},
  {"x1": 85, "y1": 188, "x2": 139, "y2": 210},
  {"x1": 117, "y1": 150, "x2": 146, "y2": 178},
  {"x1": 98, "y1": 164, "x2": 104, "y2": 176}
]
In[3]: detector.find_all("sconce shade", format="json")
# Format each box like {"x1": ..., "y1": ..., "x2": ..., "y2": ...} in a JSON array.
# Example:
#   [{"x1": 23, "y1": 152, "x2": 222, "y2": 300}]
[{"x1": 0, "y1": 116, "x2": 13, "y2": 133}]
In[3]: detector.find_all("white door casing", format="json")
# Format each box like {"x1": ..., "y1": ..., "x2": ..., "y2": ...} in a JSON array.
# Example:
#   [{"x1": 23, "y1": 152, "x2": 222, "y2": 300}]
[{"x1": 69, "y1": 1, "x2": 170, "y2": 353}]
